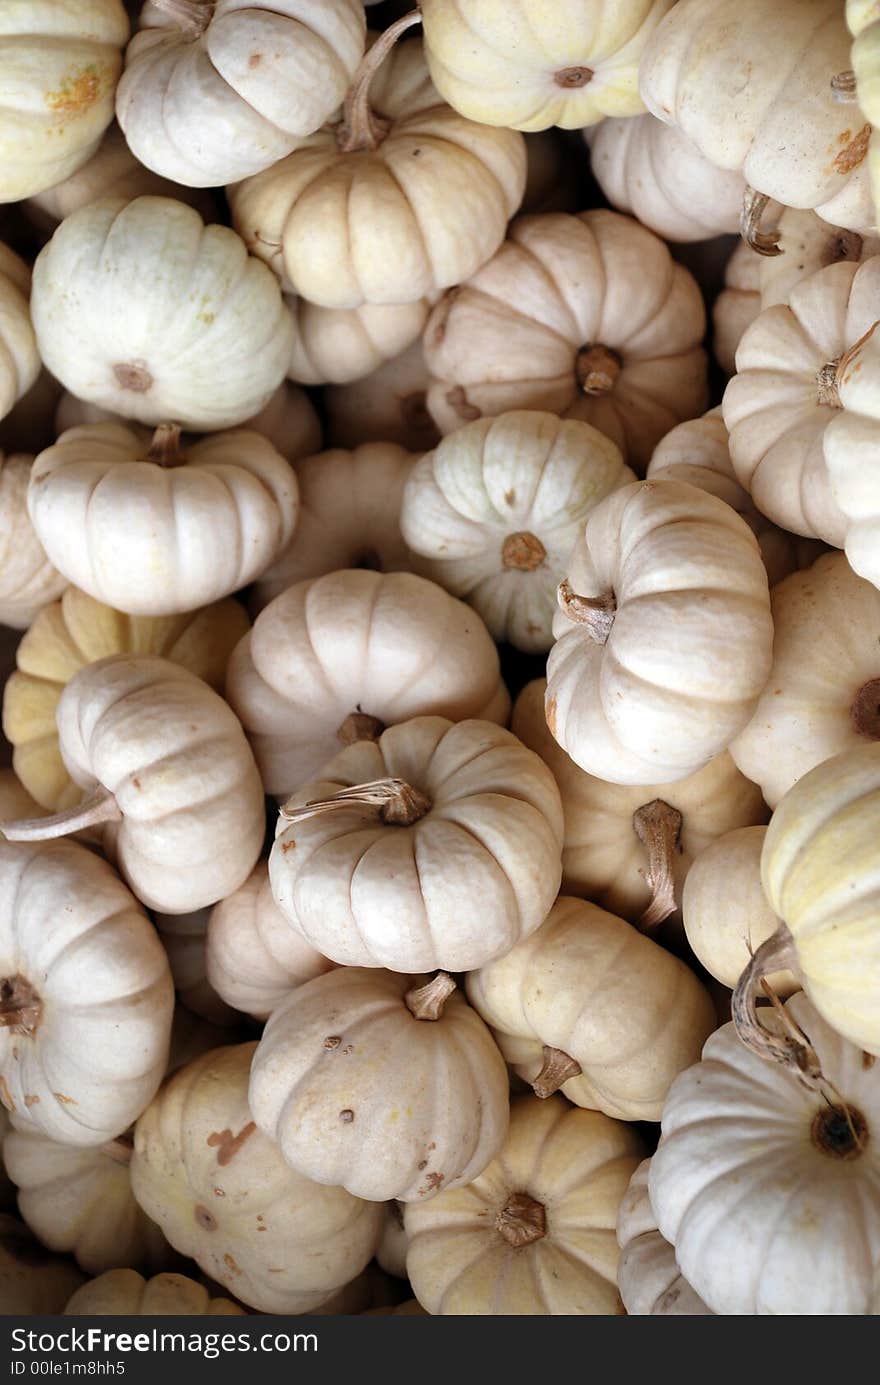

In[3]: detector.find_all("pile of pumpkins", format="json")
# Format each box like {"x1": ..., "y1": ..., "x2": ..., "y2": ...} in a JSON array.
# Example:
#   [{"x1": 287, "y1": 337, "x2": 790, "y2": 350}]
[{"x1": 1, "y1": 0, "x2": 879, "y2": 1319}]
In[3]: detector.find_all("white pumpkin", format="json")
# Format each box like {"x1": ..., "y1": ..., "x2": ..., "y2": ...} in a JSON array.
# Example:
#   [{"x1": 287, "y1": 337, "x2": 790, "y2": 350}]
[
  {"x1": 0, "y1": 244, "x2": 40, "y2": 426},
  {"x1": 153, "y1": 909, "x2": 238, "y2": 1028},
  {"x1": 546, "y1": 478, "x2": 774, "y2": 785},
  {"x1": 64, "y1": 1268, "x2": 244, "y2": 1315},
  {"x1": 130, "y1": 1042, "x2": 384, "y2": 1314},
  {"x1": 3, "y1": 1129, "x2": 171, "y2": 1275},
  {"x1": 117, "y1": 0, "x2": 366, "y2": 186},
  {"x1": 0, "y1": 1214, "x2": 84, "y2": 1313},
  {"x1": 0, "y1": 452, "x2": 68, "y2": 631},
  {"x1": 400, "y1": 411, "x2": 633, "y2": 654},
  {"x1": 650, "y1": 993, "x2": 880, "y2": 1315},
  {"x1": 325, "y1": 340, "x2": 442, "y2": 454},
  {"x1": 205, "y1": 861, "x2": 334, "y2": 1021},
  {"x1": 252, "y1": 443, "x2": 417, "y2": 612},
  {"x1": 616, "y1": 1159, "x2": 712, "y2": 1316},
  {"x1": 270, "y1": 716, "x2": 563, "y2": 974},
  {"x1": 226, "y1": 569, "x2": 510, "y2": 797},
  {"x1": 712, "y1": 241, "x2": 761, "y2": 377},
  {"x1": 30, "y1": 196, "x2": 295, "y2": 433},
  {"x1": 731, "y1": 552, "x2": 880, "y2": 806},
  {"x1": 0, "y1": 2, "x2": 129, "y2": 202},
  {"x1": 249, "y1": 969, "x2": 509, "y2": 1203},
  {"x1": 27, "y1": 422, "x2": 299, "y2": 617},
  {"x1": 759, "y1": 209, "x2": 880, "y2": 307},
  {"x1": 287, "y1": 297, "x2": 431, "y2": 387},
  {"x1": 0, "y1": 837, "x2": 173, "y2": 1146}
]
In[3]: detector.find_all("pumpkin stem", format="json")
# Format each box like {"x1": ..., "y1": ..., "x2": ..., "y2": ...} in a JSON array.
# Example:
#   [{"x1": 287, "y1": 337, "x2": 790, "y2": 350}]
[
  {"x1": 337, "y1": 10, "x2": 423, "y2": 153},
  {"x1": 280, "y1": 777, "x2": 432, "y2": 827},
  {"x1": 831, "y1": 69, "x2": 858, "y2": 102},
  {"x1": 827, "y1": 319, "x2": 880, "y2": 407},
  {"x1": 149, "y1": 0, "x2": 212, "y2": 39},
  {"x1": 632, "y1": 799, "x2": 683, "y2": 931},
  {"x1": 556, "y1": 579, "x2": 616, "y2": 644},
  {"x1": 532, "y1": 1045, "x2": 582, "y2": 1098},
  {"x1": 0, "y1": 787, "x2": 122, "y2": 843},
  {"x1": 732, "y1": 924, "x2": 826, "y2": 1087},
  {"x1": 0, "y1": 974, "x2": 43, "y2": 1037},
  {"x1": 147, "y1": 423, "x2": 184, "y2": 468},
  {"x1": 336, "y1": 711, "x2": 386, "y2": 747},
  {"x1": 851, "y1": 677, "x2": 880, "y2": 739},
  {"x1": 404, "y1": 972, "x2": 457, "y2": 1021},
  {"x1": 816, "y1": 358, "x2": 843, "y2": 408},
  {"x1": 575, "y1": 344, "x2": 622, "y2": 396},
  {"x1": 495, "y1": 1191, "x2": 547, "y2": 1248},
  {"x1": 741, "y1": 187, "x2": 782, "y2": 258},
  {"x1": 502, "y1": 531, "x2": 547, "y2": 572}
]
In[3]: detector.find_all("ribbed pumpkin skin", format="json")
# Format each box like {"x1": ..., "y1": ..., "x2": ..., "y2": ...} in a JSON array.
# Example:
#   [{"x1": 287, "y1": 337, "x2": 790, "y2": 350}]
[
  {"x1": 64, "y1": 1269, "x2": 244, "y2": 1316},
  {"x1": 0, "y1": 452, "x2": 67, "y2": 631},
  {"x1": 0, "y1": 245, "x2": 41, "y2": 425},
  {"x1": 616, "y1": 1159, "x2": 712, "y2": 1315}
]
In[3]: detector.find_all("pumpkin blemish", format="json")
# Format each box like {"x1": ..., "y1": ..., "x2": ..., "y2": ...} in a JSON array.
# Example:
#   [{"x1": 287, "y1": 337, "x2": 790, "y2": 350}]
[{"x1": 207, "y1": 1121, "x2": 257, "y2": 1166}]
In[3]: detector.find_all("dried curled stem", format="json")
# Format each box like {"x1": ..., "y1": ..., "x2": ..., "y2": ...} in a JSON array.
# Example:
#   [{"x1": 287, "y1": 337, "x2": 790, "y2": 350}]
[
  {"x1": 831, "y1": 69, "x2": 858, "y2": 103},
  {"x1": 741, "y1": 187, "x2": 782, "y2": 257},
  {"x1": 532, "y1": 1045, "x2": 582, "y2": 1098},
  {"x1": 337, "y1": 10, "x2": 423, "y2": 153},
  {"x1": 0, "y1": 788, "x2": 122, "y2": 843},
  {"x1": 556, "y1": 579, "x2": 616, "y2": 644},
  {"x1": 731, "y1": 925, "x2": 825, "y2": 1087},
  {"x1": 405, "y1": 972, "x2": 457, "y2": 1021},
  {"x1": 633, "y1": 799, "x2": 683, "y2": 931},
  {"x1": 280, "y1": 777, "x2": 432, "y2": 828},
  {"x1": 495, "y1": 1191, "x2": 547, "y2": 1248},
  {"x1": 0, "y1": 974, "x2": 42, "y2": 1037},
  {"x1": 147, "y1": 423, "x2": 184, "y2": 467},
  {"x1": 150, "y1": 0, "x2": 212, "y2": 38}
]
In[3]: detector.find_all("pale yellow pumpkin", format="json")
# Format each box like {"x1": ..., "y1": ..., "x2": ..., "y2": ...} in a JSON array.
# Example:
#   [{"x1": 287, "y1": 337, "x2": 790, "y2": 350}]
[
  {"x1": 848, "y1": 0, "x2": 880, "y2": 228},
  {"x1": 0, "y1": 244, "x2": 40, "y2": 427},
  {"x1": 64, "y1": 1268, "x2": 244, "y2": 1315},
  {"x1": 0, "y1": 1214, "x2": 84, "y2": 1313},
  {"x1": 0, "y1": 452, "x2": 68, "y2": 631}
]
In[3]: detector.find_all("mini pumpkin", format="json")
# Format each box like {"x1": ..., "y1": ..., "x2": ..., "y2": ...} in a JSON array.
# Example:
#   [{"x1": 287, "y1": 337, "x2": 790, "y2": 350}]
[
  {"x1": 64, "y1": 1268, "x2": 244, "y2": 1316},
  {"x1": 0, "y1": 1214, "x2": 84, "y2": 1313},
  {"x1": 422, "y1": 210, "x2": 708, "y2": 470},
  {"x1": 30, "y1": 196, "x2": 295, "y2": 432},
  {"x1": 616, "y1": 1159, "x2": 712, "y2": 1316},
  {"x1": 287, "y1": 297, "x2": 431, "y2": 387},
  {"x1": 226, "y1": 569, "x2": 510, "y2": 797},
  {"x1": 130, "y1": 1043, "x2": 384, "y2": 1314},
  {"x1": 466, "y1": 896, "x2": 715, "y2": 1122},
  {"x1": 400, "y1": 411, "x2": 633, "y2": 653},
  {"x1": 0, "y1": 451, "x2": 68, "y2": 631},
  {"x1": 0, "y1": 244, "x2": 41, "y2": 426},
  {"x1": 3, "y1": 586, "x2": 249, "y2": 812},
  {"x1": 405, "y1": 1094, "x2": 643, "y2": 1315},
  {"x1": 712, "y1": 242, "x2": 761, "y2": 377},
  {"x1": 545, "y1": 478, "x2": 774, "y2": 785},
  {"x1": 325, "y1": 340, "x2": 441, "y2": 453}
]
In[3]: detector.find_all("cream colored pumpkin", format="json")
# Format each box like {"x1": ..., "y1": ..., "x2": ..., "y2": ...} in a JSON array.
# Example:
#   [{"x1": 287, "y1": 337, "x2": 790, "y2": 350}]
[
  {"x1": 651, "y1": 994, "x2": 880, "y2": 1315},
  {"x1": 377, "y1": 1202, "x2": 407, "y2": 1279},
  {"x1": 0, "y1": 1214, "x2": 84, "y2": 1313},
  {"x1": 616, "y1": 1159, "x2": 712, "y2": 1316},
  {"x1": 28, "y1": 422, "x2": 299, "y2": 617},
  {"x1": 682, "y1": 826, "x2": 796, "y2": 995},
  {"x1": 287, "y1": 297, "x2": 431, "y2": 387},
  {"x1": 466, "y1": 896, "x2": 715, "y2": 1122},
  {"x1": 422, "y1": 210, "x2": 708, "y2": 471},
  {"x1": 0, "y1": 1, "x2": 129, "y2": 203},
  {"x1": 117, "y1": 0, "x2": 366, "y2": 186},
  {"x1": 0, "y1": 244, "x2": 40, "y2": 426},
  {"x1": 400, "y1": 412, "x2": 633, "y2": 654},
  {"x1": 153, "y1": 909, "x2": 238, "y2": 1029},
  {"x1": 646, "y1": 409, "x2": 825, "y2": 588},
  {"x1": 226, "y1": 570, "x2": 510, "y2": 797},
  {"x1": 546, "y1": 478, "x2": 774, "y2": 785},
  {"x1": 722, "y1": 258, "x2": 880, "y2": 550},
  {"x1": 3, "y1": 586, "x2": 249, "y2": 813},
  {"x1": 65, "y1": 1268, "x2": 244, "y2": 1315},
  {"x1": 0, "y1": 452, "x2": 68, "y2": 631},
  {"x1": 253, "y1": 443, "x2": 417, "y2": 612},
  {"x1": 587, "y1": 114, "x2": 746, "y2": 242},
  {"x1": 419, "y1": 0, "x2": 674, "y2": 131},
  {"x1": 270, "y1": 716, "x2": 562, "y2": 974},
  {"x1": 639, "y1": 0, "x2": 875, "y2": 238},
  {"x1": 731, "y1": 553, "x2": 880, "y2": 807},
  {"x1": 249, "y1": 969, "x2": 509, "y2": 1203},
  {"x1": 206, "y1": 862, "x2": 334, "y2": 1021},
  {"x1": 325, "y1": 340, "x2": 442, "y2": 454},
  {"x1": 229, "y1": 29, "x2": 526, "y2": 310},
  {"x1": 2, "y1": 656, "x2": 265, "y2": 914},
  {"x1": 31, "y1": 197, "x2": 295, "y2": 432},
  {"x1": 760, "y1": 208, "x2": 880, "y2": 307},
  {"x1": 712, "y1": 242, "x2": 761, "y2": 377},
  {"x1": 3, "y1": 1129, "x2": 170, "y2": 1275},
  {"x1": 512, "y1": 679, "x2": 767, "y2": 928},
  {"x1": 405, "y1": 1094, "x2": 643, "y2": 1315},
  {"x1": 130, "y1": 1043, "x2": 384, "y2": 1314},
  {"x1": 0, "y1": 838, "x2": 173, "y2": 1145}
]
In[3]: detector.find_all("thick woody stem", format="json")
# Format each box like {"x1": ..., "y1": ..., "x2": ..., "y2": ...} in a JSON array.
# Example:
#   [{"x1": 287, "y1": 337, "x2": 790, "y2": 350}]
[
  {"x1": 0, "y1": 974, "x2": 42, "y2": 1037},
  {"x1": 0, "y1": 788, "x2": 122, "y2": 843},
  {"x1": 831, "y1": 69, "x2": 858, "y2": 102},
  {"x1": 732, "y1": 925, "x2": 825, "y2": 1087},
  {"x1": 147, "y1": 423, "x2": 184, "y2": 467},
  {"x1": 556, "y1": 579, "x2": 616, "y2": 644},
  {"x1": 816, "y1": 359, "x2": 842, "y2": 407},
  {"x1": 495, "y1": 1191, "x2": 547, "y2": 1248},
  {"x1": 851, "y1": 678, "x2": 880, "y2": 739},
  {"x1": 532, "y1": 1045, "x2": 582, "y2": 1098},
  {"x1": 337, "y1": 10, "x2": 423, "y2": 153},
  {"x1": 150, "y1": 0, "x2": 212, "y2": 38},
  {"x1": 404, "y1": 972, "x2": 457, "y2": 1021},
  {"x1": 279, "y1": 777, "x2": 432, "y2": 827},
  {"x1": 575, "y1": 344, "x2": 622, "y2": 395},
  {"x1": 741, "y1": 187, "x2": 782, "y2": 257},
  {"x1": 633, "y1": 799, "x2": 684, "y2": 931},
  {"x1": 336, "y1": 712, "x2": 386, "y2": 747}
]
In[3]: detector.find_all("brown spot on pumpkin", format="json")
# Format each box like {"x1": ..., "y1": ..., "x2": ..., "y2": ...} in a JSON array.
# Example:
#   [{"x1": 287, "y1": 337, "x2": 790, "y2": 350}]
[
  {"x1": 417, "y1": 1159, "x2": 427, "y2": 1170},
  {"x1": 339, "y1": 1109, "x2": 354, "y2": 1123},
  {"x1": 419, "y1": 1171, "x2": 444, "y2": 1195},
  {"x1": 114, "y1": 362, "x2": 153, "y2": 394},
  {"x1": 213, "y1": 1187, "x2": 226, "y2": 1197},
  {"x1": 45, "y1": 65, "x2": 106, "y2": 115},
  {"x1": 864, "y1": 1051, "x2": 876, "y2": 1069},
  {"x1": 324, "y1": 1035, "x2": 342, "y2": 1050},
  {"x1": 224, "y1": 1253, "x2": 242, "y2": 1275},
  {"x1": 280, "y1": 840, "x2": 296, "y2": 853},
  {"x1": 554, "y1": 65, "x2": 592, "y2": 88},
  {"x1": 446, "y1": 386, "x2": 481, "y2": 422},
  {"x1": 207, "y1": 1122, "x2": 256, "y2": 1167},
  {"x1": 195, "y1": 1204, "x2": 218, "y2": 1231},
  {"x1": 53, "y1": 1093, "x2": 76, "y2": 1105},
  {"x1": 504, "y1": 489, "x2": 516, "y2": 507},
  {"x1": 23, "y1": 1095, "x2": 39, "y2": 1108},
  {"x1": 833, "y1": 123, "x2": 871, "y2": 173},
  {"x1": 132, "y1": 776, "x2": 142, "y2": 789},
  {"x1": 249, "y1": 53, "x2": 263, "y2": 67},
  {"x1": 0, "y1": 1077, "x2": 14, "y2": 1112}
]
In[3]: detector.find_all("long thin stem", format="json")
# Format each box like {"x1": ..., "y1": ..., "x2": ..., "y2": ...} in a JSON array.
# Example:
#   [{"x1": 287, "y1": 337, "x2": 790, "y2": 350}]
[
  {"x1": 731, "y1": 925, "x2": 824, "y2": 1088},
  {"x1": 280, "y1": 777, "x2": 431, "y2": 828},
  {"x1": 741, "y1": 187, "x2": 782, "y2": 257},
  {"x1": 337, "y1": 10, "x2": 423, "y2": 153},
  {"x1": 0, "y1": 788, "x2": 122, "y2": 842}
]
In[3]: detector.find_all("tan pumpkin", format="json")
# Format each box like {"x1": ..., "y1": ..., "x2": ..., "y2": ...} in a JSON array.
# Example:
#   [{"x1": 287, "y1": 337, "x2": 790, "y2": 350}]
[
  {"x1": 731, "y1": 552, "x2": 880, "y2": 807},
  {"x1": 117, "y1": 0, "x2": 366, "y2": 186},
  {"x1": 712, "y1": 241, "x2": 761, "y2": 377},
  {"x1": 226, "y1": 569, "x2": 510, "y2": 798},
  {"x1": 153, "y1": 909, "x2": 238, "y2": 1029},
  {"x1": 546, "y1": 478, "x2": 774, "y2": 785},
  {"x1": 404, "y1": 1094, "x2": 643, "y2": 1315},
  {"x1": 130, "y1": 1043, "x2": 384, "y2": 1314},
  {"x1": 249, "y1": 969, "x2": 510, "y2": 1203},
  {"x1": 466, "y1": 896, "x2": 715, "y2": 1122},
  {"x1": 0, "y1": 244, "x2": 41, "y2": 427},
  {"x1": 205, "y1": 862, "x2": 334, "y2": 1022},
  {"x1": 0, "y1": 452, "x2": 68, "y2": 631},
  {"x1": 65, "y1": 1268, "x2": 244, "y2": 1315},
  {"x1": 3, "y1": 587, "x2": 248, "y2": 812},
  {"x1": 287, "y1": 297, "x2": 431, "y2": 386},
  {"x1": 422, "y1": 210, "x2": 708, "y2": 471},
  {"x1": 616, "y1": 1159, "x2": 712, "y2": 1316},
  {"x1": 0, "y1": 1214, "x2": 84, "y2": 1313},
  {"x1": 270, "y1": 716, "x2": 563, "y2": 974},
  {"x1": 252, "y1": 443, "x2": 417, "y2": 612},
  {"x1": 325, "y1": 340, "x2": 442, "y2": 453},
  {"x1": 512, "y1": 679, "x2": 767, "y2": 929}
]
